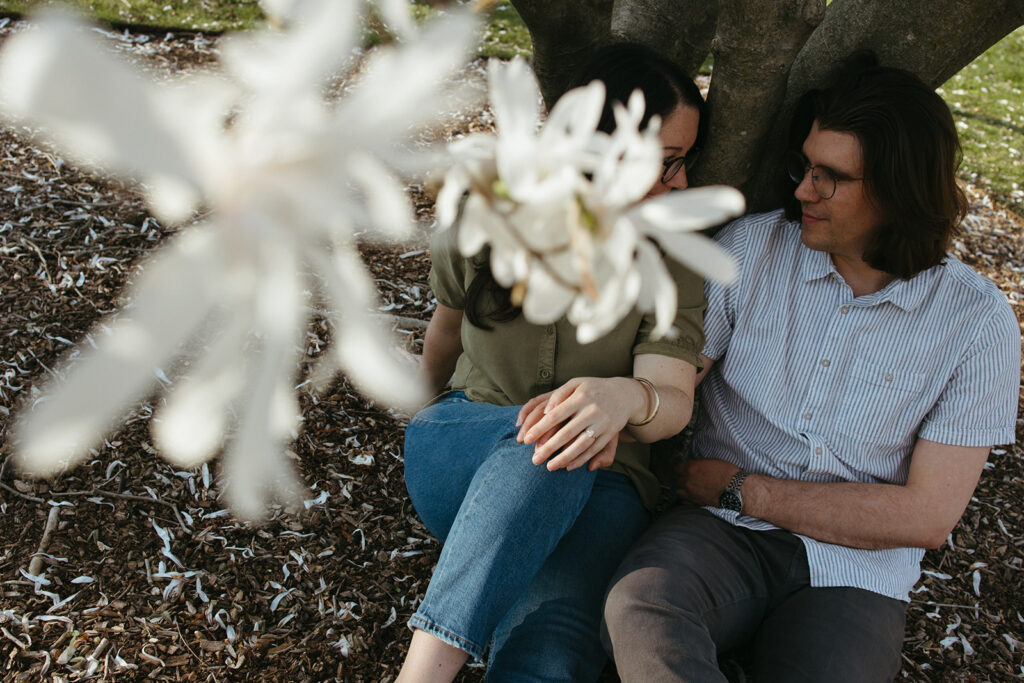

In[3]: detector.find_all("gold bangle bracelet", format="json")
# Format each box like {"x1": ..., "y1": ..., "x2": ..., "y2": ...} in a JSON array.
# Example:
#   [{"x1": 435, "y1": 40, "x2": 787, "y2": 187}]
[{"x1": 627, "y1": 376, "x2": 660, "y2": 426}]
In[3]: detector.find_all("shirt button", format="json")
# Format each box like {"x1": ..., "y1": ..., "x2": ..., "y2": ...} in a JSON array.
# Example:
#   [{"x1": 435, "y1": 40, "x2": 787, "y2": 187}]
[
  {"x1": 814, "y1": 447, "x2": 823, "y2": 455},
  {"x1": 803, "y1": 412, "x2": 812, "y2": 420},
  {"x1": 821, "y1": 359, "x2": 830, "y2": 367},
  {"x1": 539, "y1": 369, "x2": 551, "y2": 380},
  {"x1": 545, "y1": 325, "x2": 555, "y2": 334},
  {"x1": 885, "y1": 373, "x2": 893, "y2": 382},
  {"x1": 840, "y1": 305, "x2": 850, "y2": 314}
]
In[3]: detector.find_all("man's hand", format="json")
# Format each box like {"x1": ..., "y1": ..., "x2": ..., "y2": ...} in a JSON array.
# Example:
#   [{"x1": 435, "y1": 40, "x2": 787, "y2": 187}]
[{"x1": 676, "y1": 458, "x2": 740, "y2": 507}]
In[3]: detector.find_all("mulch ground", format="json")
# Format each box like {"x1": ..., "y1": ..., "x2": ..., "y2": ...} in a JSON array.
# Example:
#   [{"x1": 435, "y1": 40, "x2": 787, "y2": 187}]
[{"x1": 0, "y1": 22, "x2": 1021, "y2": 683}]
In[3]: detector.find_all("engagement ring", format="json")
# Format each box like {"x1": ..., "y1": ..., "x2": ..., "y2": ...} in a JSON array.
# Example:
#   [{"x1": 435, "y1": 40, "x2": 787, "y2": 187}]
[{"x1": 585, "y1": 428, "x2": 596, "y2": 439}]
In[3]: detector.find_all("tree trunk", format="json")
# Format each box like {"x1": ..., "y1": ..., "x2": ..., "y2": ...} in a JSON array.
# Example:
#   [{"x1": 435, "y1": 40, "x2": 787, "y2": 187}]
[
  {"x1": 690, "y1": 0, "x2": 824, "y2": 195},
  {"x1": 610, "y1": 0, "x2": 717, "y2": 77},
  {"x1": 508, "y1": 0, "x2": 614, "y2": 106}
]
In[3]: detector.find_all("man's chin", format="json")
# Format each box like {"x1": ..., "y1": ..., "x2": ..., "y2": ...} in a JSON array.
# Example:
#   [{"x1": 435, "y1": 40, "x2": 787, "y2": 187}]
[{"x1": 799, "y1": 225, "x2": 826, "y2": 252}]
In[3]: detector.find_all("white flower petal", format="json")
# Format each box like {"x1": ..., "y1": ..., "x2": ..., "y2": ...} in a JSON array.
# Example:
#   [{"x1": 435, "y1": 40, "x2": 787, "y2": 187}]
[
  {"x1": 222, "y1": 391, "x2": 304, "y2": 520},
  {"x1": 645, "y1": 229, "x2": 738, "y2": 284},
  {"x1": 153, "y1": 315, "x2": 248, "y2": 468},
  {"x1": 489, "y1": 57, "x2": 541, "y2": 144},
  {"x1": 590, "y1": 99, "x2": 661, "y2": 205},
  {"x1": 539, "y1": 79, "x2": 604, "y2": 156},
  {"x1": 310, "y1": 247, "x2": 427, "y2": 411},
  {"x1": 570, "y1": 266, "x2": 641, "y2": 345},
  {"x1": 15, "y1": 228, "x2": 222, "y2": 475},
  {"x1": 635, "y1": 240, "x2": 677, "y2": 339},
  {"x1": 458, "y1": 192, "x2": 502, "y2": 258},
  {"x1": 347, "y1": 151, "x2": 414, "y2": 238},
  {"x1": 0, "y1": 10, "x2": 198, "y2": 187},
  {"x1": 633, "y1": 185, "x2": 746, "y2": 232},
  {"x1": 145, "y1": 174, "x2": 202, "y2": 225},
  {"x1": 490, "y1": 247, "x2": 528, "y2": 290},
  {"x1": 521, "y1": 263, "x2": 575, "y2": 324},
  {"x1": 221, "y1": 294, "x2": 305, "y2": 521},
  {"x1": 336, "y1": 317, "x2": 427, "y2": 412},
  {"x1": 258, "y1": 0, "x2": 296, "y2": 23},
  {"x1": 338, "y1": 10, "x2": 479, "y2": 142},
  {"x1": 436, "y1": 165, "x2": 471, "y2": 230},
  {"x1": 221, "y1": 0, "x2": 359, "y2": 97},
  {"x1": 371, "y1": 0, "x2": 417, "y2": 41},
  {"x1": 155, "y1": 382, "x2": 231, "y2": 468}
]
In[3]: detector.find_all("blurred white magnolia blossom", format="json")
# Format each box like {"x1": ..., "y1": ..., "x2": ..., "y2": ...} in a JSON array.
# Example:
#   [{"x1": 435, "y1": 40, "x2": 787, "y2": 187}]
[
  {"x1": 2, "y1": 0, "x2": 478, "y2": 518},
  {"x1": 437, "y1": 58, "x2": 745, "y2": 343}
]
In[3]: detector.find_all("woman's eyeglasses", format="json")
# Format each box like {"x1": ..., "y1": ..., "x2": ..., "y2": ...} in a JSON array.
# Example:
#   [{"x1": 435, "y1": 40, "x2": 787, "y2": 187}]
[{"x1": 662, "y1": 148, "x2": 700, "y2": 184}]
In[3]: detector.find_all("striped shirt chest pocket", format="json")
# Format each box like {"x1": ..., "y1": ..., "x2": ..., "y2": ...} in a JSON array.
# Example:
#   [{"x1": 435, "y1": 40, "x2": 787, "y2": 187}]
[{"x1": 836, "y1": 358, "x2": 927, "y2": 446}]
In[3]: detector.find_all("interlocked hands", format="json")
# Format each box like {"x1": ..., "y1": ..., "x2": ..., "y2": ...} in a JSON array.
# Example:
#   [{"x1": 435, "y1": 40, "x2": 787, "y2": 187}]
[{"x1": 515, "y1": 376, "x2": 645, "y2": 472}]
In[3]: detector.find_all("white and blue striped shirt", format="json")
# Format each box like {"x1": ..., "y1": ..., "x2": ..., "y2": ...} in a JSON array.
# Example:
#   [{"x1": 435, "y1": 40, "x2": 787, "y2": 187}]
[{"x1": 695, "y1": 210, "x2": 1021, "y2": 601}]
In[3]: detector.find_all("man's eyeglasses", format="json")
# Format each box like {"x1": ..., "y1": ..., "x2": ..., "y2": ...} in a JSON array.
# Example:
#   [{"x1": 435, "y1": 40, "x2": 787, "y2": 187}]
[
  {"x1": 662, "y1": 148, "x2": 700, "y2": 185},
  {"x1": 785, "y1": 151, "x2": 863, "y2": 200}
]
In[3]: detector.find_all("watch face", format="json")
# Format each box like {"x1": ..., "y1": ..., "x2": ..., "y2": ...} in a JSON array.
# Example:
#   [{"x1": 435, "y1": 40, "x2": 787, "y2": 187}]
[{"x1": 719, "y1": 490, "x2": 742, "y2": 513}]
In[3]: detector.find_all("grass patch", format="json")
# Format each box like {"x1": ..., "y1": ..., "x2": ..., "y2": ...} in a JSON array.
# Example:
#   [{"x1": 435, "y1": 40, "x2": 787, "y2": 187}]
[
  {"x1": 939, "y1": 25, "x2": 1024, "y2": 215},
  {"x1": 0, "y1": 0, "x2": 533, "y2": 52},
  {"x1": 476, "y1": 1, "x2": 530, "y2": 59},
  {"x1": 0, "y1": 0, "x2": 265, "y2": 32}
]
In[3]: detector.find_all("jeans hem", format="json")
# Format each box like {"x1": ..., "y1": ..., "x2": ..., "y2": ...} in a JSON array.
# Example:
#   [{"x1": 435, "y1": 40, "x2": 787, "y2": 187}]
[{"x1": 408, "y1": 614, "x2": 486, "y2": 662}]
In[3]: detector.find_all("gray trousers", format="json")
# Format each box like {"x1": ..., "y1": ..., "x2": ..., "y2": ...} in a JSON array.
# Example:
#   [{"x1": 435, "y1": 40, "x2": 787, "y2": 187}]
[{"x1": 603, "y1": 506, "x2": 907, "y2": 683}]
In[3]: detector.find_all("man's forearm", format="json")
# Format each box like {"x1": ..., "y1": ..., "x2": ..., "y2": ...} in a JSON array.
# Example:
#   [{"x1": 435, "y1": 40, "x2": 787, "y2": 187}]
[
  {"x1": 741, "y1": 475, "x2": 940, "y2": 550},
  {"x1": 677, "y1": 442, "x2": 989, "y2": 551}
]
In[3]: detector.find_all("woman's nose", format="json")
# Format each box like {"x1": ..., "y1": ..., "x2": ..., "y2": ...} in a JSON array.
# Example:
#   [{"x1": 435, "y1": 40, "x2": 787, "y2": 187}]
[
  {"x1": 650, "y1": 168, "x2": 687, "y2": 197},
  {"x1": 671, "y1": 167, "x2": 689, "y2": 190},
  {"x1": 647, "y1": 181, "x2": 669, "y2": 198}
]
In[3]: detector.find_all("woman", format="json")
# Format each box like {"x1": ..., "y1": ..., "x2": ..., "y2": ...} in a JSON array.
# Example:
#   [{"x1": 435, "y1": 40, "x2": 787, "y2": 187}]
[{"x1": 397, "y1": 43, "x2": 708, "y2": 682}]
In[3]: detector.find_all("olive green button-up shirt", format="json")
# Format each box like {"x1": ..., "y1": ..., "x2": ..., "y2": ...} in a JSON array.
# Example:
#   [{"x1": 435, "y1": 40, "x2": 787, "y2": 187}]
[{"x1": 428, "y1": 227, "x2": 706, "y2": 510}]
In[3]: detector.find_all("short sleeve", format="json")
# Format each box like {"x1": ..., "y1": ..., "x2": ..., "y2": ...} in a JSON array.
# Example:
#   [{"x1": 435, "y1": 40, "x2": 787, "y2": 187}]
[
  {"x1": 918, "y1": 301, "x2": 1021, "y2": 447},
  {"x1": 701, "y1": 215, "x2": 753, "y2": 361},
  {"x1": 428, "y1": 227, "x2": 467, "y2": 310},
  {"x1": 632, "y1": 255, "x2": 707, "y2": 367}
]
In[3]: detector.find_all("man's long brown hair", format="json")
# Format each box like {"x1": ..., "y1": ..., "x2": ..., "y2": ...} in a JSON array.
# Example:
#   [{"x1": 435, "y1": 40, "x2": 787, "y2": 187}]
[{"x1": 783, "y1": 51, "x2": 967, "y2": 279}]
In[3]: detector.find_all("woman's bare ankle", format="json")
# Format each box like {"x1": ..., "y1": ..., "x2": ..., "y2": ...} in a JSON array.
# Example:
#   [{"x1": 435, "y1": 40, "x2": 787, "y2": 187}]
[{"x1": 396, "y1": 629, "x2": 469, "y2": 683}]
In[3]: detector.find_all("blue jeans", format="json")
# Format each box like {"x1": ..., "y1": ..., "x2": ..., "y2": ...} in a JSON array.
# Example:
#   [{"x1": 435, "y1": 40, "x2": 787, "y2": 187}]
[{"x1": 405, "y1": 393, "x2": 651, "y2": 682}]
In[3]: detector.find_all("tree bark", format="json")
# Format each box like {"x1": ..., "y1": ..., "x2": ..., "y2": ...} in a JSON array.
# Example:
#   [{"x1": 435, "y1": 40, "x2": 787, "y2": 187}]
[
  {"x1": 610, "y1": 0, "x2": 717, "y2": 77},
  {"x1": 691, "y1": 0, "x2": 824, "y2": 197},
  {"x1": 508, "y1": 0, "x2": 614, "y2": 106}
]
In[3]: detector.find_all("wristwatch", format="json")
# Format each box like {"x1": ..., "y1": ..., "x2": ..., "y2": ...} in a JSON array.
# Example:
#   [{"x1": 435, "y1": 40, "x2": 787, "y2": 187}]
[{"x1": 718, "y1": 470, "x2": 749, "y2": 513}]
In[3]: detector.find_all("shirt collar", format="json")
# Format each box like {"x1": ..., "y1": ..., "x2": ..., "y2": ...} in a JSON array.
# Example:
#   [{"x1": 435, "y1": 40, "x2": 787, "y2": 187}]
[{"x1": 798, "y1": 244, "x2": 937, "y2": 311}]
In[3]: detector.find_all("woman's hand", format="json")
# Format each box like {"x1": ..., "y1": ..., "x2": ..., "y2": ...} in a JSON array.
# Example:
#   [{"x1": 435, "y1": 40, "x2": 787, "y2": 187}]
[{"x1": 515, "y1": 377, "x2": 645, "y2": 472}]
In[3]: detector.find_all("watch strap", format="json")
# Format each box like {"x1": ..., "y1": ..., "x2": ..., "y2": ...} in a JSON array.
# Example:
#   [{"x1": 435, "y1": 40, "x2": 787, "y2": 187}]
[
  {"x1": 718, "y1": 470, "x2": 749, "y2": 513},
  {"x1": 726, "y1": 471, "x2": 749, "y2": 493}
]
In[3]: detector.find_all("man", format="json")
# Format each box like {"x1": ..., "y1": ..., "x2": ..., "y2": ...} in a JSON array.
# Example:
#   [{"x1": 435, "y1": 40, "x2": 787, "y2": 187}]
[{"x1": 602, "y1": 52, "x2": 1021, "y2": 682}]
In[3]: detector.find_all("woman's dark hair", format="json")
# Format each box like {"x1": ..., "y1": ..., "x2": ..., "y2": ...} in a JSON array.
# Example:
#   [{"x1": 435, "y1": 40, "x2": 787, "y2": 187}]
[
  {"x1": 569, "y1": 42, "x2": 707, "y2": 143},
  {"x1": 466, "y1": 43, "x2": 706, "y2": 329},
  {"x1": 783, "y1": 50, "x2": 967, "y2": 279}
]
